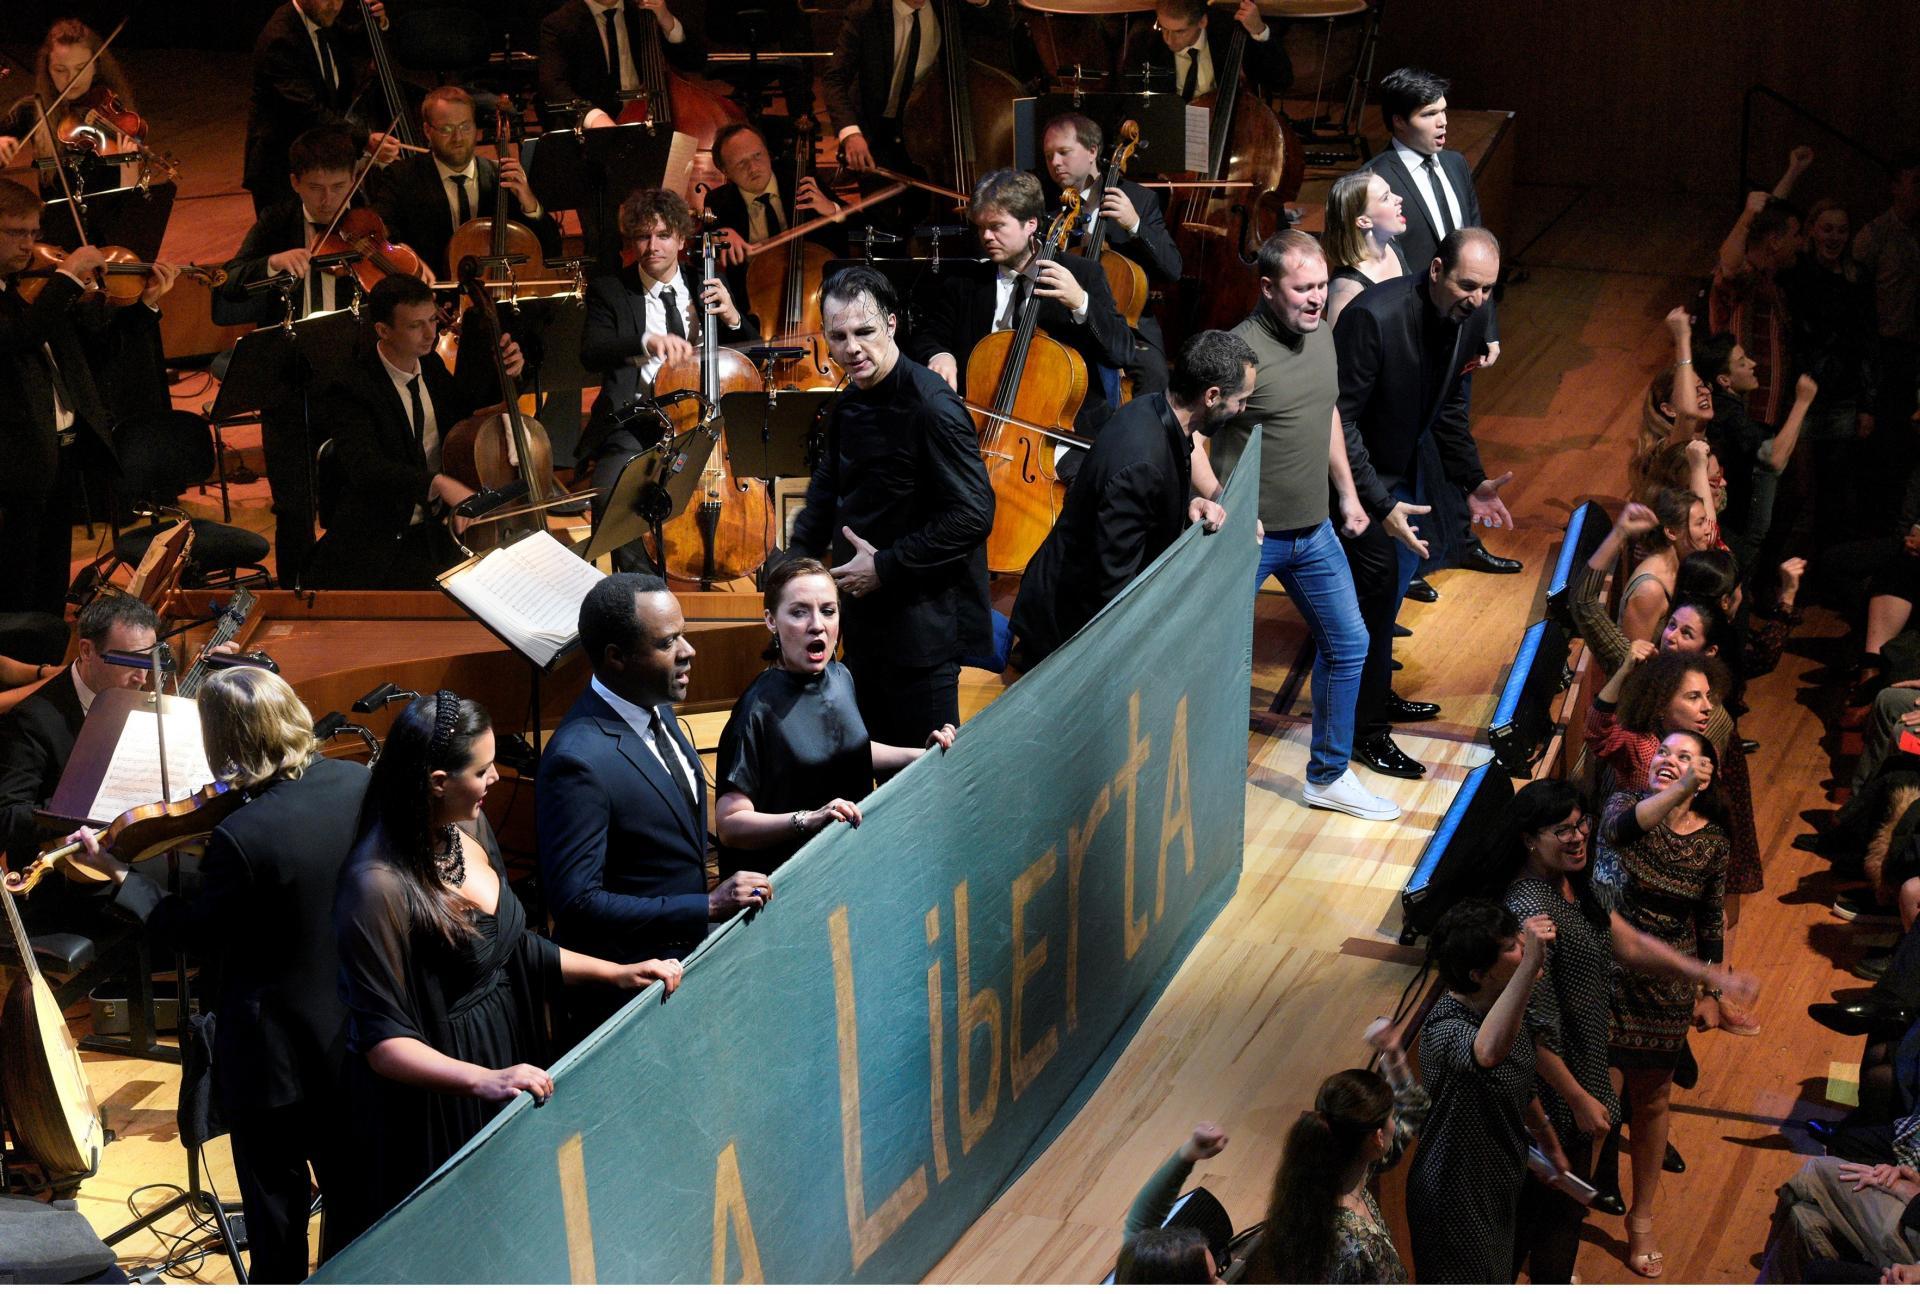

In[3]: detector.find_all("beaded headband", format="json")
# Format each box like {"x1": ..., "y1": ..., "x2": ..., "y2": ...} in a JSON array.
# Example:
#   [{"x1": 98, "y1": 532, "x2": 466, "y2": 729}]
[{"x1": 429, "y1": 690, "x2": 460, "y2": 762}]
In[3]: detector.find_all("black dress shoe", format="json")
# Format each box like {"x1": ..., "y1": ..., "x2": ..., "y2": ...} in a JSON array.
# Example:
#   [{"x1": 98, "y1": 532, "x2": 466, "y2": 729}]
[
  {"x1": 1589, "y1": 1191, "x2": 1627, "y2": 1217},
  {"x1": 1662, "y1": 1142, "x2": 1686, "y2": 1174},
  {"x1": 1405, "y1": 577, "x2": 1439, "y2": 603},
  {"x1": 1391, "y1": 658, "x2": 1403, "y2": 671},
  {"x1": 1459, "y1": 538, "x2": 1524, "y2": 574},
  {"x1": 1854, "y1": 952, "x2": 1894, "y2": 982},
  {"x1": 1355, "y1": 733, "x2": 1426, "y2": 779},
  {"x1": 1393, "y1": 622, "x2": 1412, "y2": 638},
  {"x1": 1808, "y1": 1000, "x2": 1916, "y2": 1037},
  {"x1": 1738, "y1": 737, "x2": 1761, "y2": 756},
  {"x1": 1385, "y1": 691, "x2": 1441, "y2": 723}
]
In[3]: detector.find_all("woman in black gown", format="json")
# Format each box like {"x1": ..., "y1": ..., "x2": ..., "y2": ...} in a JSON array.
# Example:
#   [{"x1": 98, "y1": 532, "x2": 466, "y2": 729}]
[
  {"x1": 331, "y1": 691, "x2": 686, "y2": 1246},
  {"x1": 714, "y1": 559, "x2": 957, "y2": 874}
]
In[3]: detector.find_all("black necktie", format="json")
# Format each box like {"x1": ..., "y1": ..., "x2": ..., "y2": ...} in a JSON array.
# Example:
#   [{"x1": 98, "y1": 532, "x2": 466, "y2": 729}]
[
  {"x1": 316, "y1": 32, "x2": 337, "y2": 93},
  {"x1": 602, "y1": 7, "x2": 621, "y2": 82},
  {"x1": 890, "y1": 6, "x2": 922, "y2": 117},
  {"x1": 1000, "y1": 275, "x2": 1029, "y2": 330},
  {"x1": 1181, "y1": 48, "x2": 1200, "y2": 100},
  {"x1": 661, "y1": 285, "x2": 686, "y2": 339},
  {"x1": 1422, "y1": 154, "x2": 1457, "y2": 238},
  {"x1": 650, "y1": 710, "x2": 697, "y2": 809},
  {"x1": 450, "y1": 173, "x2": 472, "y2": 225},
  {"x1": 406, "y1": 374, "x2": 425, "y2": 440},
  {"x1": 758, "y1": 193, "x2": 784, "y2": 236}
]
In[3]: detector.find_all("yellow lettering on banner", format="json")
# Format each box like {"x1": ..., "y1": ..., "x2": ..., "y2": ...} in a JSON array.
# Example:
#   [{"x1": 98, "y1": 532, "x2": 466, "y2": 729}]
[
  {"x1": 1064, "y1": 783, "x2": 1111, "y2": 1034},
  {"x1": 925, "y1": 905, "x2": 951, "y2": 1182},
  {"x1": 830, "y1": 907, "x2": 929, "y2": 1269},
  {"x1": 1117, "y1": 691, "x2": 1153, "y2": 959},
  {"x1": 1009, "y1": 849, "x2": 1059, "y2": 1099},
  {"x1": 556, "y1": 1133, "x2": 596, "y2": 1283},
  {"x1": 711, "y1": 1142, "x2": 765, "y2": 1283},
  {"x1": 952, "y1": 880, "x2": 1003, "y2": 1153},
  {"x1": 1155, "y1": 694, "x2": 1195, "y2": 918}
]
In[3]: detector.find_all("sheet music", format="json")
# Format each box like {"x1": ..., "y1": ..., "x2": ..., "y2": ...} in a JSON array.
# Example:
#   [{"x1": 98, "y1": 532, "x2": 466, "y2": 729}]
[
  {"x1": 666, "y1": 130, "x2": 698, "y2": 198},
  {"x1": 1183, "y1": 105, "x2": 1211, "y2": 172},
  {"x1": 86, "y1": 707, "x2": 215, "y2": 823},
  {"x1": 445, "y1": 531, "x2": 604, "y2": 666}
]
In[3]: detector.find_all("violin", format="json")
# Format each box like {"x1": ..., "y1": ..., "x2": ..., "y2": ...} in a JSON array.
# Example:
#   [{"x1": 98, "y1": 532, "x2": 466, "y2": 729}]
[
  {"x1": 61, "y1": 85, "x2": 148, "y2": 152},
  {"x1": 965, "y1": 191, "x2": 1087, "y2": 573},
  {"x1": 14, "y1": 242, "x2": 226, "y2": 305},
  {"x1": 312, "y1": 207, "x2": 427, "y2": 294},
  {"x1": 2, "y1": 780, "x2": 248, "y2": 899},
  {"x1": 743, "y1": 117, "x2": 837, "y2": 389}
]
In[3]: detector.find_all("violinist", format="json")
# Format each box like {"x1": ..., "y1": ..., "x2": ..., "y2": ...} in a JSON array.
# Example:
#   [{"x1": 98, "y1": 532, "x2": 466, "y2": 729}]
[
  {"x1": 369, "y1": 86, "x2": 559, "y2": 280},
  {"x1": 822, "y1": 0, "x2": 994, "y2": 173},
  {"x1": 707, "y1": 121, "x2": 845, "y2": 314},
  {"x1": 243, "y1": 0, "x2": 401, "y2": 217},
  {"x1": 1041, "y1": 111, "x2": 1180, "y2": 394},
  {"x1": 578, "y1": 186, "x2": 755, "y2": 565},
  {"x1": 909, "y1": 168, "x2": 1134, "y2": 455},
  {"x1": 305, "y1": 275, "x2": 526, "y2": 591},
  {"x1": 1145, "y1": 0, "x2": 1291, "y2": 102},
  {"x1": 0, "y1": 20, "x2": 144, "y2": 197},
  {"x1": 536, "y1": 0, "x2": 709, "y2": 130},
  {"x1": 788, "y1": 265, "x2": 994, "y2": 747},
  {"x1": 64, "y1": 667, "x2": 369, "y2": 1283}
]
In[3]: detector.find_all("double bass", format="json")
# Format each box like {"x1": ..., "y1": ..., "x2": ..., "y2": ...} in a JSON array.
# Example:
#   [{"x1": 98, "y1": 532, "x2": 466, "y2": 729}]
[
  {"x1": 1165, "y1": 2, "x2": 1304, "y2": 335},
  {"x1": 651, "y1": 229, "x2": 773, "y2": 588},
  {"x1": 743, "y1": 118, "x2": 837, "y2": 388},
  {"x1": 901, "y1": 0, "x2": 1023, "y2": 198},
  {"x1": 965, "y1": 192, "x2": 1087, "y2": 573},
  {"x1": 615, "y1": 5, "x2": 746, "y2": 154},
  {"x1": 1081, "y1": 119, "x2": 1147, "y2": 327}
]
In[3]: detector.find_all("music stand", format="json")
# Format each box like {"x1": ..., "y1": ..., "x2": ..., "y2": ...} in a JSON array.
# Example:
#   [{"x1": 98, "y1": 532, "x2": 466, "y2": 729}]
[
  {"x1": 525, "y1": 124, "x2": 692, "y2": 273},
  {"x1": 41, "y1": 180, "x2": 177, "y2": 261},
  {"x1": 582, "y1": 434, "x2": 704, "y2": 571},
  {"x1": 1012, "y1": 92, "x2": 1205, "y2": 176},
  {"x1": 718, "y1": 389, "x2": 833, "y2": 483}
]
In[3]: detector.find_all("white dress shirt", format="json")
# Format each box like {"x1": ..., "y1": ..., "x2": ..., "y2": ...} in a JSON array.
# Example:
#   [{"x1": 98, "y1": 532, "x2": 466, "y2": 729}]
[
  {"x1": 71, "y1": 663, "x2": 96, "y2": 714},
  {"x1": 377, "y1": 346, "x2": 441, "y2": 523},
  {"x1": 634, "y1": 267, "x2": 696, "y2": 384},
  {"x1": 590, "y1": 675, "x2": 700, "y2": 792},
  {"x1": 1391, "y1": 137, "x2": 1464, "y2": 237},
  {"x1": 300, "y1": 205, "x2": 345, "y2": 316}
]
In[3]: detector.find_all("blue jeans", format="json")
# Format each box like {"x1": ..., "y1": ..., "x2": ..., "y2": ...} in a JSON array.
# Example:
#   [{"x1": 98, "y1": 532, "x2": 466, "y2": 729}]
[{"x1": 1258, "y1": 519, "x2": 1368, "y2": 784}]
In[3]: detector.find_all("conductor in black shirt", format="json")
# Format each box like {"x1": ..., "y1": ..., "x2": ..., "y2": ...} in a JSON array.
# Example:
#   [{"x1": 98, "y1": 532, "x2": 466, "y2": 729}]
[{"x1": 789, "y1": 265, "x2": 995, "y2": 747}]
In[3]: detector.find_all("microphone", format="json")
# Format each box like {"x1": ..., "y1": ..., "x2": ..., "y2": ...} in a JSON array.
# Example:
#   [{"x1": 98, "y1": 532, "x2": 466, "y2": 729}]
[
  {"x1": 857, "y1": 229, "x2": 905, "y2": 245},
  {"x1": 199, "y1": 649, "x2": 280, "y2": 674},
  {"x1": 912, "y1": 225, "x2": 966, "y2": 239},
  {"x1": 353, "y1": 682, "x2": 419, "y2": 713},
  {"x1": 745, "y1": 345, "x2": 808, "y2": 362},
  {"x1": 455, "y1": 478, "x2": 529, "y2": 518}
]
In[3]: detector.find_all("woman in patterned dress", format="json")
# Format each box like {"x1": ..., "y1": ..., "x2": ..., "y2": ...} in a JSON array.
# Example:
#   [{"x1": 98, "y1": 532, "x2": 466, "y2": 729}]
[
  {"x1": 1501, "y1": 778, "x2": 1757, "y2": 1282},
  {"x1": 1604, "y1": 729, "x2": 1731, "y2": 1278},
  {"x1": 1404, "y1": 900, "x2": 1566, "y2": 1283},
  {"x1": 1248, "y1": 1020, "x2": 1431, "y2": 1283}
]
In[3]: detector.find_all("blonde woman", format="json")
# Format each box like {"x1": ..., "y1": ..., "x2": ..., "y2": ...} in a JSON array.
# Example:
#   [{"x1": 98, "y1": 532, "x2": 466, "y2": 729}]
[{"x1": 1324, "y1": 169, "x2": 1409, "y2": 325}]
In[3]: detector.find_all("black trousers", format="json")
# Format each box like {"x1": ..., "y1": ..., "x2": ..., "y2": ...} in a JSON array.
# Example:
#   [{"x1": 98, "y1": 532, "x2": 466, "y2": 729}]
[
  {"x1": 1512, "y1": 1133, "x2": 1593, "y2": 1283},
  {"x1": 260, "y1": 405, "x2": 317, "y2": 589},
  {"x1": 225, "y1": 1097, "x2": 348, "y2": 1283},
  {"x1": 0, "y1": 443, "x2": 92, "y2": 617},
  {"x1": 845, "y1": 647, "x2": 960, "y2": 752},
  {"x1": 1338, "y1": 507, "x2": 1405, "y2": 741}
]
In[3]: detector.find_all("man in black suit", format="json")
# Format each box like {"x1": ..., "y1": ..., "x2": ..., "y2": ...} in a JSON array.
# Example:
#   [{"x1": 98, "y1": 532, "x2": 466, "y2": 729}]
[
  {"x1": 243, "y1": 0, "x2": 397, "y2": 216},
  {"x1": 75, "y1": 667, "x2": 368, "y2": 1283},
  {"x1": 909, "y1": 168, "x2": 1135, "y2": 455},
  {"x1": 1010, "y1": 331, "x2": 1246, "y2": 667},
  {"x1": 0, "y1": 595, "x2": 157, "y2": 872},
  {"x1": 1142, "y1": 0, "x2": 1290, "y2": 101},
  {"x1": 822, "y1": 0, "x2": 995, "y2": 173},
  {"x1": 369, "y1": 86, "x2": 559, "y2": 281},
  {"x1": 305, "y1": 275, "x2": 523, "y2": 590},
  {"x1": 538, "y1": 574, "x2": 773, "y2": 1032},
  {"x1": 1335, "y1": 227, "x2": 1514, "y2": 780},
  {"x1": 0, "y1": 181, "x2": 142, "y2": 617},
  {"x1": 1363, "y1": 66, "x2": 1519, "y2": 577},
  {"x1": 707, "y1": 120, "x2": 847, "y2": 323},
  {"x1": 577, "y1": 187, "x2": 756, "y2": 571},
  {"x1": 1041, "y1": 111, "x2": 1180, "y2": 394},
  {"x1": 791, "y1": 265, "x2": 995, "y2": 745},
  {"x1": 537, "y1": 0, "x2": 707, "y2": 128}
]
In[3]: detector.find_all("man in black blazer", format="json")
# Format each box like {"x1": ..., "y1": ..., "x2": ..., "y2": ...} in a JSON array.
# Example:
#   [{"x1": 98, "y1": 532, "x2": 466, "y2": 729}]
[
  {"x1": 1041, "y1": 111, "x2": 1181, "y2": 394},
  {"x1": 243, "y1": 0, "x2": 395, "y2": 216},
  {"x1": 707, "y1": 121, "x2": 848, "y2": 322},
  {"x1": 822, "y1": 0, "x2": 996, "y2": 173},
  {"x1": 1141, "y1": 0, "x2": 1290, "y2": 101},
  {"x1": 369, "y1": 86, "x2": 559, "y2": 281},
  {"x1": 538, "y1": 574, "x2": 773, "y2": 1033},
  {"x1": 908, "y1": 169, "x2": 1136, "y2": 457},
  {"x1": 0, "y1": 182, "x2": 130, "y2": 617},
  {"x1": 306, "y1": 275, "x2": 522, "y2": 590},
  {"x1": 790, "y1": 265, "x2": 995, "y2": 745},
  {"x1": 1334, "y1": 228, "x2": 1513, "y2": 780},
  {"x1": 1363, "y1": 66, "x2": 1519, "y2": 577},
  {"x1": 0, "y1": 595, "x2": 157, "y2": 872},
  {"x1": 1011, "y1": 331, "x2": 1247, "y2": 667},
  {"x1": 536, "y1": 0, "x2": 708, "y2": 128}
]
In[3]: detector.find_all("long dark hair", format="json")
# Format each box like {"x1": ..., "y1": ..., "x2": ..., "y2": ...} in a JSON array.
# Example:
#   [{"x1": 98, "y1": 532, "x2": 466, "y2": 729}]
[
  {"x1": 1617, "y1": 648, "x2": 1731, "y2": 736},
  {"x1": 1252, "y1": 1069, "x2": 1395, "y2": 1283},
  {"x1": 1115, "y1": 1226, "x2": 1213, "y2": 1284},
  {"x1": 355, "y1": 691, "x2": 491, "y2": 946},
  {"x1": 1497, "y1": 778, "x2": 1608, "y2": 930}
]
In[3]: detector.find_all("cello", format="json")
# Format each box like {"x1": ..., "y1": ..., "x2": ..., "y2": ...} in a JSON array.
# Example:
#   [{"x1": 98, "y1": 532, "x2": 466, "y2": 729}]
[
  {"x1": 438, "y1": 255, "x2": 567, "y2": 552},
  {"x1": 901, "y1": 0, "x2": 1023, "y2": 199},
  {"x1": 1165, "y1": 1, "x2": 1304, "y2": 335},
  {"x1": 615, "y1": 5, "x2": 746, "y2": 154},
  {"x1": 651, "y1": 229, "x2": 773, "y2": 588},
  {"x1": 964, "y1": 191, "x2": 1087, "y2": 573},
  {"x1": 1081, "y1": 119, "x2": 1148, "y2": 327},
  {"x1": 743, "y1": 118, "x2": 837, "y2": 389}
]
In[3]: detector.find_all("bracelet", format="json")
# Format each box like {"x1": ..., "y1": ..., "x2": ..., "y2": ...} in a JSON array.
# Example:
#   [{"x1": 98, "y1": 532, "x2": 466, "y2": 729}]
[
  {"x1": 1675, "y1": 357, "x2": 1692, "y2": 366},
  {"x1": 791, "y1": 810, "x2": 811, "y2": 837}
]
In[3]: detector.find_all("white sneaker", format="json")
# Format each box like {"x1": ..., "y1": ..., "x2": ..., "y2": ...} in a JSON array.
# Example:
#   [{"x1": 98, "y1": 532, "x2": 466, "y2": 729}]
[{"x1": 1303, "y1": 769, "x2": 1402, "y2": 821}]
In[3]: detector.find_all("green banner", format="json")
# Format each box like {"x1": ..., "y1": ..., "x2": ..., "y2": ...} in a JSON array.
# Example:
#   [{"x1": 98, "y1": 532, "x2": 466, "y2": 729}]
[{"x1": 314, "y1": 435, "x2": 1261, "y2": 1285}]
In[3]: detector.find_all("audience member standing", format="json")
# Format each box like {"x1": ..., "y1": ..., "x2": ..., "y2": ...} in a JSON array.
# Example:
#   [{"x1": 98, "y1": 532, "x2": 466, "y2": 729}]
[{"x1": 1854, "y1": 154, "x2": 1920, "y2": 522}]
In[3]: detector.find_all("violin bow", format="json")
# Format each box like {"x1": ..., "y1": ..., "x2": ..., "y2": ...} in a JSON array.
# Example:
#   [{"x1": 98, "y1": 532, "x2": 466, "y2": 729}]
[{"x1": 743, "y1": 181, "x2": 907, "y2": 258}]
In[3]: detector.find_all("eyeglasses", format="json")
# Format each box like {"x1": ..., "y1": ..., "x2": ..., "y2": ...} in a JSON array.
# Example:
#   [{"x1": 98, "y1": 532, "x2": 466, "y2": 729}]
[
  {"x1": 429, "y1": 122, "x2": 477, "y2": 138},
  {"x1": 1546, "y1": 815, "x2": 1595, "y2": 844}
]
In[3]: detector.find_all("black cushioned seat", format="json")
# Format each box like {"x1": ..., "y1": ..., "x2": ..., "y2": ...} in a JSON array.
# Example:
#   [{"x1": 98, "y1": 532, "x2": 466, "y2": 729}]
[{"x1": 27, "y1": 932, "x2": 97, "y2": 976}]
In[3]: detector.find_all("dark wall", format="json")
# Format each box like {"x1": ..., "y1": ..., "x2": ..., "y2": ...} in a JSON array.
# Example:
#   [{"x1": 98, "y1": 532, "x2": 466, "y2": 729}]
[{"x1": 1375, "y1": 0, "x2": 1916, "y2": 202}]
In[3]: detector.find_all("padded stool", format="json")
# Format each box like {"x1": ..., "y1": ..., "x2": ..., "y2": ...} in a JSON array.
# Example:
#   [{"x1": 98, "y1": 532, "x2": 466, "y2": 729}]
[{"x1": 114, "y1": 521, "x2": 271, "y2": 592}]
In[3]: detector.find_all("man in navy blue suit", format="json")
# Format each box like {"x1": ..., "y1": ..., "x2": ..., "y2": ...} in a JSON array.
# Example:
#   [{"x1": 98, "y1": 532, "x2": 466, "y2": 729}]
[{"x1": 537, "y1": 572, "x2": 772, "y2": 1031}]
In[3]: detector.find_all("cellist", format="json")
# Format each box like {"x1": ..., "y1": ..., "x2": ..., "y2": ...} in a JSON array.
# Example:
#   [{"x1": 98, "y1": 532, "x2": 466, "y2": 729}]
[
  {"x1": 303, "y1": 275, "x2": 525, "y2": 590},
  {"x1": 707, "y1": 120, "x2": 846, "y2": 328}
]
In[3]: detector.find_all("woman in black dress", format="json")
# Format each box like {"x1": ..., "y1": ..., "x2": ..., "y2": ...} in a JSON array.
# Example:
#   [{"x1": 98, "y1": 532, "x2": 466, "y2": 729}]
[
  {"x1": 1404, "y1": 900, "x2": 1564, "y2": 1283},
  {"x1": 1323, "y1": 169, "x2": 1410, "y2": 327},
  {"x1": 331, "y1": 692, "x2": 686, "y2": 1246},
  {"x1": 714, "y1": 559, "x2": 956, "y2": 875},
  {"x1": 1499, "y1": 778, "x2": 1756, "y2": 1282}
]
